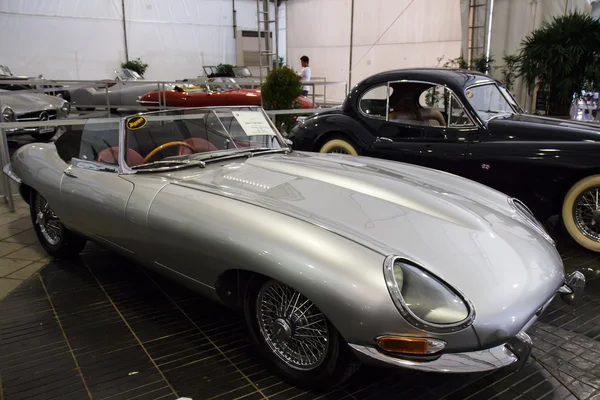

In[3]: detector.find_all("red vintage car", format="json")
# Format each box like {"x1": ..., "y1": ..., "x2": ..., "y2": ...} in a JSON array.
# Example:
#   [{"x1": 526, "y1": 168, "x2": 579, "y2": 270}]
[{"x1": 138, "y1": 78, "x2": 313, "y2": 109}]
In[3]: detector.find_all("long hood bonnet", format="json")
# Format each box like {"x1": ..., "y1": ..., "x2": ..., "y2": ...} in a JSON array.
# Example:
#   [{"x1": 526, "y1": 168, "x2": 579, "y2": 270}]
[
  {"x1": 0, "y1": 91, "x2": 63, "y2": 114},
  {"x1": 168, "y1": 152, "x2": 564, "y2": 344}
]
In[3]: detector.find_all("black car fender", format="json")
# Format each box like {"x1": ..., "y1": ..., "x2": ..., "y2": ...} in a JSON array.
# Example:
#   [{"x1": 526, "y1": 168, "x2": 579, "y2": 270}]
[{"x1": 289, "y1": 113, "x2": 376, "y2": 153}]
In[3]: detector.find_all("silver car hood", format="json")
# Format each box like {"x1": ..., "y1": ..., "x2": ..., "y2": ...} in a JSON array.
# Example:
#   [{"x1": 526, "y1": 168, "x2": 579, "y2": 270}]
[
  {"x1": 0, "y1": 90, "x2": 64, "y2": 114},
  {"x1": 167, "y1": 151, "x2": 564, "y2": 344}
]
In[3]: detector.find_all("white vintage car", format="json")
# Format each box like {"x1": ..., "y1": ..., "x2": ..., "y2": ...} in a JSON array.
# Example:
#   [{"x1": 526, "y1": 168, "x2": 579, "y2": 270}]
[
  {"x1": 0, "y1": 87, "x2": 70, "y2": 141},
  {"x1": 69, "y1": 69, "x2": 174, "y2": 112}
]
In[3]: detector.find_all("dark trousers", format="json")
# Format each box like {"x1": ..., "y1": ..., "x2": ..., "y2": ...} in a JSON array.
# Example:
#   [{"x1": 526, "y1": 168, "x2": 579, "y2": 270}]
[{"x1": 302, "y1": 90, "x2": 309, "y2": 97}]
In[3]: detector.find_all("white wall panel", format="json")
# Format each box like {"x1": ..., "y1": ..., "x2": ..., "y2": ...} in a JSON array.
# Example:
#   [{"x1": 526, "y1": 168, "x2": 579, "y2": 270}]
[
  {"x1": 0, "y1": 0, "x2": 264, "y2": 80},
  {"x1": 287, "y1": 0, "x2": 461, "y2": 102}
]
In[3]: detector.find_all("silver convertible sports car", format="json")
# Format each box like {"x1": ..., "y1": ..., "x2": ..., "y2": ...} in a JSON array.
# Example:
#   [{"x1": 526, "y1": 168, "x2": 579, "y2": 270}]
[{"x1": 4, "y1": 106, "x2": 585, "y2": 389}]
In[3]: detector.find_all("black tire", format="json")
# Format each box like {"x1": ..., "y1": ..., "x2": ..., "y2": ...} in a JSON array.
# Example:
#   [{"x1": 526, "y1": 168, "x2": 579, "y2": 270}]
[
  {"x1": 243, "y1": 276, "x2": 360, "y2": 390},
  {"x1": 30, "y1": 191, "x2": 87, "y2": 258},
  {"x1": 30, "y1": 130, "x2": 56, "y2": 142}
]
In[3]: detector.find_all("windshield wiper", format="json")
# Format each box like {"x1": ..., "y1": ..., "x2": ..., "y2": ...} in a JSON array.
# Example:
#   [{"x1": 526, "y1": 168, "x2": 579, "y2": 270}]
[
  {"x1": 196, "y1": 147, "x2": 290, "y2": 163},
  {"x1": 131, "y1": 159, "x2": 206, "y2": 171}
]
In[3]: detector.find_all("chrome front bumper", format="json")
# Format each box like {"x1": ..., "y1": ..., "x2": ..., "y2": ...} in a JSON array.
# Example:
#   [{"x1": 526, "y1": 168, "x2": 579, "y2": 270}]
[
  {"x1": 350, "y1": 271, "x2": 586, "y2": 373},
  {"x1": 349, "y1": 331, "x2": 532, "y2": 373}
]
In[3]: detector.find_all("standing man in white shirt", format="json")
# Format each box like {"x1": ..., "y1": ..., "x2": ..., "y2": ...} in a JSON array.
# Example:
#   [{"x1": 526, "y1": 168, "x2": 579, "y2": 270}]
[{"x1": 299, "y1": 56, "x2": 311, "y2": 97}]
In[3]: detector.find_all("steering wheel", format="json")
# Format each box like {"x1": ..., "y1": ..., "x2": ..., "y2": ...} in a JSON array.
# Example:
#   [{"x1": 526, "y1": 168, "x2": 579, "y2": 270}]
[{"x1": 142, "y1": 141, "x2": 195, "y2": 163}]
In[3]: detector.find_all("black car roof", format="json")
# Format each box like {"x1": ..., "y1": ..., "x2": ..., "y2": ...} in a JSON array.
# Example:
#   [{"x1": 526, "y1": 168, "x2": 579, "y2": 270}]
[
  {"x1": 344, "y1": 68, "x2": 500, "y2": 112},
  {"x1": 353, "y1": 68, "x2": 497, "y2": 90}
]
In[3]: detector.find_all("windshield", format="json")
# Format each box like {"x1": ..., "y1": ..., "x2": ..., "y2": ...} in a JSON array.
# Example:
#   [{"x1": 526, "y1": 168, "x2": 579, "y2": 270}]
[
  {"x1": 0, "y1": 66, "x2": 12, "y2": 77},
  {"x1": 206, "y1": 78, "x2": 241, "y2": 92},
  {"x1": 117, "y1": 69, "x2": 143, "y2": 81},
  {"x1": 465, "y1": 83, "x2": 516, "y2": 122},
  {"x1": 123, "y1": 107, "x2": 285, "y2": 170}
]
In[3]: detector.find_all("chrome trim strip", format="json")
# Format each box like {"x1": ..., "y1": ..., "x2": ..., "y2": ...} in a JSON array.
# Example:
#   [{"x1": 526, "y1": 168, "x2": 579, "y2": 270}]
[
  {"x1": 349, "y1": 342, "x2": 518, "y2": 373},
  {"x1": 383, "y1": 255, "x2": 476, "y2": 333},
  {"x1": 3, "y1": 164, "x2": 21, "y2": 184}
]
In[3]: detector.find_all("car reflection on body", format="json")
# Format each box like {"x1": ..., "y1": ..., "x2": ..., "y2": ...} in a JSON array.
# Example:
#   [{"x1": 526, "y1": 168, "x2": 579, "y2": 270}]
[
  {"x1": 4, "y1": 105, "x2": 585, "y2": 389},
  {"x1": 289, "y1": 68, "x2": 600, "y2": 253}
]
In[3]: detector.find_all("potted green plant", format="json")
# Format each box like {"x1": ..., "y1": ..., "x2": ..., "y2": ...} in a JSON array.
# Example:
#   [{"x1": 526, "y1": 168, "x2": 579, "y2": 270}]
[
  {"x1": 519, "y1": 12, "x2": 600, "y2": 116},
  {"x1": 121, "y1": 58, "x2": 149, "y2": 77},
  {"x1": 261, "y1": 66, "x2": 303, "y2": 133}
]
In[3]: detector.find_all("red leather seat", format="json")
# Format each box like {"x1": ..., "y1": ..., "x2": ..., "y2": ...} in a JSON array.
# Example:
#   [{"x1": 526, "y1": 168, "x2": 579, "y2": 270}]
[
  {"x1": 97, "y1": 147, "x2": 144, "y2": 166},
  {"x1": 178, "y1": 138, "x2": 218, "y2": 155}
]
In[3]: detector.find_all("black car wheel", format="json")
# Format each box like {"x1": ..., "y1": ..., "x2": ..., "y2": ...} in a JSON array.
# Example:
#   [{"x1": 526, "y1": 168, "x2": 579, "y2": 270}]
[
  {"x1": 30, "y1": 191, "x2": 87, "y2": 258},
  {"x1": 563, "y1": 175, "x2": 600, "y2": 252},
  {"x1": 319, "y1": 137, "x2": 358, "y2": 155},
  {"x1": 243, "y1": 277, "x2": 360, "y2": 389},
  {"x1": 30, "y1": 130, "x2": 57, "y2": 142}
]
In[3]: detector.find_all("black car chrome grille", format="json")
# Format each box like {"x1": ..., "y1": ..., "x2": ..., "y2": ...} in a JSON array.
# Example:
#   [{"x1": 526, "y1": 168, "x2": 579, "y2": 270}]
[{"x1": 16, "y1": 110, "x2": 57, "y2": 121}]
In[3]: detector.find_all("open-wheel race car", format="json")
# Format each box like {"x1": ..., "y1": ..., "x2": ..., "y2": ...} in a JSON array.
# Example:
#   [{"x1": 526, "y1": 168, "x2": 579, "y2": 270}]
[{"x1": 4, "y1": 106, "x2": 585, "y2": 389}]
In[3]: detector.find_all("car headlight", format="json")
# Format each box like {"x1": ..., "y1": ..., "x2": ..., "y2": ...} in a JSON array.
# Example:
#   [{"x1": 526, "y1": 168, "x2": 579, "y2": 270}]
[
  {"x1": 60, "y1": 101, "x2": 71, "y2": 117},
  {"x1": 508, "y1": 198, "x2": 554, "y2": 245},
  {"x1": 384, "y1": 256, "x2": 475, "y2": 333},
  {"x1": 2, "y1": 107, "x2": 15, "y2": 122}
]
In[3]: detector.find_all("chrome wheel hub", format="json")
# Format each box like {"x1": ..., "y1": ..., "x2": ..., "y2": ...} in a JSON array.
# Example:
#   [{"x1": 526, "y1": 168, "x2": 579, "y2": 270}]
[
  {"x1": 256, "y1": 281, "x2": 329, "y2": 371},
  {"x1": 36, "y1": 195, "x2": 62, "y2": 246}
]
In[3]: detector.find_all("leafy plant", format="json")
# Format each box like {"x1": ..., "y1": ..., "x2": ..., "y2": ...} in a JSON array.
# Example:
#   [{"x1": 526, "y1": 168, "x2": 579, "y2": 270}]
[
  {"x1": 121, "y1": 58, "x2": 148, "y2": 77},
  {"x1": 443, "y1": 56, "x2": 469, "y2": 70},
  {"x1": 261, "y1": 66, "x2": 303, "y2": 133},
  {"x1": 470, "y1": 54, "x2": 495, "y2": 74},
  {"x1": 216, "y1": 64, "x2": 235, "y2": 77},
  {"x1": 519, "y1": 12, "x2": 600, "y2": 116},
  {"x1": 500, "y1": 53, "x2": 520, "y2": 92}
]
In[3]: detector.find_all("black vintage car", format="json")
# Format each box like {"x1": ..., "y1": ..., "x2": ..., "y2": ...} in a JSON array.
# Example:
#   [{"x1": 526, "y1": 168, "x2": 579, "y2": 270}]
[{"x1": 288, "y1": 68, "x2": 600, "y2": 252}]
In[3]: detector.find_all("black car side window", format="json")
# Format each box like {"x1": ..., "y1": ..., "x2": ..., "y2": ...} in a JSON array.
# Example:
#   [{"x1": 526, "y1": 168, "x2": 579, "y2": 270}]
[{"x1": 359, "y1": 85, "x2": 391, "y2": 119}]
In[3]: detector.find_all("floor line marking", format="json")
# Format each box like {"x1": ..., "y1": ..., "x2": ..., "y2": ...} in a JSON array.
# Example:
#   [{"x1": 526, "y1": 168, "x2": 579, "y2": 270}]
[
  {"x1": 83, "y1": 263, "x2": 179, "y2": 399},
  {"x1": 39, "y1": 275, "x2": 94, "y2": 400},
  {"x1": 139, "y1": 268, "x2": 268, "y2": 399}
]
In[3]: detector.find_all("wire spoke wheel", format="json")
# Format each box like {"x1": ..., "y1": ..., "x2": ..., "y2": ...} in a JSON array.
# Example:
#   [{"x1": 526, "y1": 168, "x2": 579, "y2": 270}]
[
  {"x1": 256, "y1": 281, "x2": 329, "y2": 371},
  {"x1": 35, "y1": 195, "x2": 62, "y2": 246},
  {"x1": 329, "y1": 147, "x2": 349, "y2": 154},
  {"x1": 573, "y1": 186, "x2": 600, "y2": 242}
]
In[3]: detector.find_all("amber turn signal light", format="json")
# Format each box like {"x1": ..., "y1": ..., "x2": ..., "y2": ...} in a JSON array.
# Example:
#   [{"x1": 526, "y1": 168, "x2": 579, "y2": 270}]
[{"x1": 376, "y1": 336, "x2": 446, "y2": 355}]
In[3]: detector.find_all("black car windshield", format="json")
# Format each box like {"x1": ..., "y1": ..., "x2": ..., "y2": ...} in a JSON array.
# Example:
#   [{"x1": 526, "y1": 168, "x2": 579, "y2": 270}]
[
  {"x1": 123, "y1": 107, "x2": 285, "y2": 171},
  {"x1": 465, "y1": 83, "x2": 517, "y2": 122}
]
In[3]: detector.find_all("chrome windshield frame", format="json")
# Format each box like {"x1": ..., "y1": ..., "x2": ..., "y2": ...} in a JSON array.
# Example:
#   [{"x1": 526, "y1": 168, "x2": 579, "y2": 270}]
[
  {"x1": 464, "y1": 81, "x2": 520, "y2": 123},
  {"x1": 117, "y1": 106, "x2": 288, "y2": 175}
]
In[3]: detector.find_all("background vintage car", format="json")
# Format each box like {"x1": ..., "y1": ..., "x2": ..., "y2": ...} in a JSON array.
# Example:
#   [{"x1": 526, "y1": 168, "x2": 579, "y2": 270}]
[
  {"x1": 68, "y1": 68, "x2": 173, "y2": 111},
  {"x1": 289, "y1": 68, "x2": 600, "y2": 253},
  {"x1": 3, "y1": 106, "x2": 583, "y2": 390},
  {"x1": 0, "y1": 88, "x2": 70, "y2": 140},
  {"x1": 138, "y1": 77, "x2": 314, "y2": 109},
  {"x1": 0, "y1": 64, "x2": 71, "y2": 101}
]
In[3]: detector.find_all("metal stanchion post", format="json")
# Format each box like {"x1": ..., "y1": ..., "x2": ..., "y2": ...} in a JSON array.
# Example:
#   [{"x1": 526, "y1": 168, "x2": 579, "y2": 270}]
[
  {"x1": 324, "y1": 78, "x2": 328, "y2": 106},
  {"x1": 105, "y1": 83, "x2": 111, "y2": 117},
  {"x1": 312, "y1": 83, "x2": 316, "y2": 106},
  {"x1": 0, "y1": 94, "x2": 14, "y2": 212}
]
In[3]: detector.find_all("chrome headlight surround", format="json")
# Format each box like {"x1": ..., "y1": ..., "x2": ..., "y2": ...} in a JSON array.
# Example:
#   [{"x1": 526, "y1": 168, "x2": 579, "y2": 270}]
[
  {"x1": 60, "y1": 101, "x2": 71, "y2": 118},
  {"x1": 383, "y1": 255, "x2": 476, "y2": 333},
  {"x1": 508, "y1": 198, "x2": 554, "y2": 246},
  {"x1": 2, "y1": 107, "x2": 15, "y2": 122}
]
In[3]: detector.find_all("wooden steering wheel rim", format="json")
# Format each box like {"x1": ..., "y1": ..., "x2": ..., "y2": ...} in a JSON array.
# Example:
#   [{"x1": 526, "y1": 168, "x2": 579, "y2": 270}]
[{"x1": 142, "y1": 141, "x2": 195, "y2": 163}]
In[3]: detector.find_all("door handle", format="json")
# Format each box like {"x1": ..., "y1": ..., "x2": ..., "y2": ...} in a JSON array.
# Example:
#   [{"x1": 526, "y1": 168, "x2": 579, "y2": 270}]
[{"x1": 63, "y1": 166, "x2": 78, "y2": 178}]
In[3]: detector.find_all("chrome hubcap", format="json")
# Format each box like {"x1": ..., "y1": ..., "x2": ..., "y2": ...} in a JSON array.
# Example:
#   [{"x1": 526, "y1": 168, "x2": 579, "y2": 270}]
[
  {"x1": 36, "y1": 195, "x2": 62, "y2": 246},
  {"x1": 256, "y1": 281, "x2": 329, "y2": 370}
]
